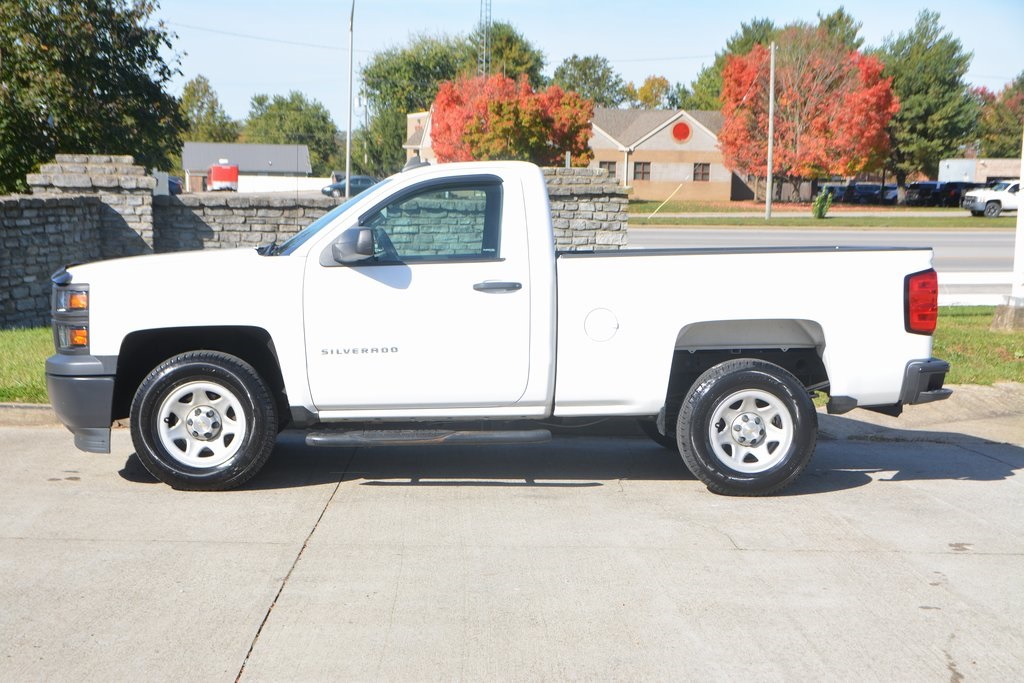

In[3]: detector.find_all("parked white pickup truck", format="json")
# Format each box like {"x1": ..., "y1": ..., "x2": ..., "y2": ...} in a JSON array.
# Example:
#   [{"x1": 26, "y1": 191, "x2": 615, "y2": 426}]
[
  {"x1": 47, "y1": 161, "x2": 950, "y2": 495},
  {"x1": 962, "y1": 179, "x2": 1020, "y2": 217}
]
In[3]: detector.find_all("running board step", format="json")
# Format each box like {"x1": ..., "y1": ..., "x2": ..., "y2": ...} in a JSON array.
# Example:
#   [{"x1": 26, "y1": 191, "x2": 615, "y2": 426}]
[{"x1": 305, "y1": 428, "x2": 552, "y2": 448}]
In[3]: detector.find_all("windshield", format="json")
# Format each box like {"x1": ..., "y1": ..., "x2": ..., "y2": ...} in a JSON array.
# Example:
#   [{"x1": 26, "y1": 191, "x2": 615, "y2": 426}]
[
  {"x1": 991, "y1": 181, "x2": 1012, "y2": 191},
  {"x1": 270, "y1": 179, "x2": 391, "y2": 255}
]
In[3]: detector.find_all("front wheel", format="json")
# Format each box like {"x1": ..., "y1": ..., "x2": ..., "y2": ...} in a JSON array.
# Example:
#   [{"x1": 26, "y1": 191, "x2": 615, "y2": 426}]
[
  {"x1": 637, "y1": 419, "x2": 677, "y2": 451},
  {"x1": 676, "y1": 359, "x2": 817, "y2": 496},
  {"x1": 984, "y1": 201, "x2": 1002, "y2": 218},
  {"x1": 130, "y1": 351, "x2": 279, "y2": 490}
]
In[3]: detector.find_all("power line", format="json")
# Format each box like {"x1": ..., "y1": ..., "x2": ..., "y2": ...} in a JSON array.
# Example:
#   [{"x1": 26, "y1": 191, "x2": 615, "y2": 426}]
[
  {"x1": 609, "y1": 54, "x2": 714, "y2": 63},
  {"x1": 165, "y1": 21, "x2": 375, "y2": 54}
]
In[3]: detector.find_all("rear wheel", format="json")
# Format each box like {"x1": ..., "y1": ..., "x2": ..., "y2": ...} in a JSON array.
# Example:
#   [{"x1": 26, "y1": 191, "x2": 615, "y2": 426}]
[
  {"x1": 984, "y1": 201, "x2": 1002, "y2": 218},
  {"x1": 676, "y1": 359, "x2": 817, "y2": 496},
  {"x1": 130, "y1": 351, "x2": 278, "y2": 490}
]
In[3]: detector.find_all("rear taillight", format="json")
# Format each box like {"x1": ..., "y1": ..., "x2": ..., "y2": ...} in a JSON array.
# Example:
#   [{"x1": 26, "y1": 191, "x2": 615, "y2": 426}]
[{"x1": 905, "y1": 269, "x2": 938, "y2": 335}]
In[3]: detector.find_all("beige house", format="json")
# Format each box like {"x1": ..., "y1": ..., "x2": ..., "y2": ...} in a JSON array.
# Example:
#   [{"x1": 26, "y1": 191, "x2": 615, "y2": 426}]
[
  {"x1": 404, "y1": 111, "x2": 437, "y2": 165},
  {"x1": 589, "y1": 108, "x2": 748, "y2": 201},
  {"x1": 403, "y1": 107, "x2": 750, "y2": 202}
]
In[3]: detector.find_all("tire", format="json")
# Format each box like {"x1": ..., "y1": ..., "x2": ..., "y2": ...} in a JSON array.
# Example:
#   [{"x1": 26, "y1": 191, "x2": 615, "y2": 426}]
[
  {"x1": 130, "y1": 351, "x2": 278, "y2": 490},
  {"x1": 637, "y1": 419, "x2": 677, "y2": 451},
  {"x1": 984, "y1": 201, "x2": 1001, "y2": 218},
  {"x1": 676, "y1": 359, "x2": 817, "y2": 496}
]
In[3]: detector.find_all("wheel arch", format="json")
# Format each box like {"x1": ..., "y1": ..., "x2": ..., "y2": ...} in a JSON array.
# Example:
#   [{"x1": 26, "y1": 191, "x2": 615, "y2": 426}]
[
  {"x1": 113, "y1": 326, "x2": 288, "y2": 423},
  {"x1": 654, "y1": 319, "x2": 829, "y2": 436}
]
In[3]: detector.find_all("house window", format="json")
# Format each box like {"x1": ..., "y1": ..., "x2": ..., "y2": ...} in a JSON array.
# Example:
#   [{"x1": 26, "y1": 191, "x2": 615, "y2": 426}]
[
  {"x1": 599, "y1": 161, "x2": 617, "y2": 178},
  {"x1": 633, "y1": 161, "x2": 651, "y2": 181},
  {"x1": 693, "y1": 162, "x2": 710, "y2": 182}
]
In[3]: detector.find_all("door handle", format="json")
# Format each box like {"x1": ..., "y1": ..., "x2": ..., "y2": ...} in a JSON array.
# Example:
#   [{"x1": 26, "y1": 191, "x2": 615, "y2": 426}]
[{"x1": 473, "y1": 281, "x2": 522, "y2": 292}]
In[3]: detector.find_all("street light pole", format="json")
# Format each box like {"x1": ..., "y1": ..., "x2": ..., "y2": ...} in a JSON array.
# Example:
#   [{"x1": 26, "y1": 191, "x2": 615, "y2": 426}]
[
  {"x1": 765, "y1": 41, "x2": 776, "y2": 221},
  {"x1": 345, "y1": 0, "x2": 355, "y2": 200}
]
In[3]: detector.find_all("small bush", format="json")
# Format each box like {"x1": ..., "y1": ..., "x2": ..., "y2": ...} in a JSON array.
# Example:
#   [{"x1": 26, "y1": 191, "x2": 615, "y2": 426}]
[{"x1": 811, "y1": 190, "x2": 833, "y2": 219}]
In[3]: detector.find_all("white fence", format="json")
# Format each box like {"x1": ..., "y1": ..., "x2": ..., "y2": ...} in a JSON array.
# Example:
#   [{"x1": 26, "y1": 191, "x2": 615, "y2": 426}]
[{"x1": 237, "y1": 175, "x2": 332, "y2": 194}]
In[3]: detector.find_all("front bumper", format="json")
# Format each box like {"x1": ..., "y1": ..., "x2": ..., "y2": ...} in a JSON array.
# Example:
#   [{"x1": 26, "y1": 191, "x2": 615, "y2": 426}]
[
  {"x1": 46, "y1": 354, "x2": 116, "y2": 453},
  {"x1": 962, "y1": 197, "x2": 985, "y2": 211}
]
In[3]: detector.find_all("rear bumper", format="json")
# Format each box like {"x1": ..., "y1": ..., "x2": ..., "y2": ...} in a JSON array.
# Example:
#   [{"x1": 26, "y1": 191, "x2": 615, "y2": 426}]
[
  {"x1": 46, "y1": 354, "x2": 116, "y2": 453},
  {"x1": 900, "y1": 358, "x2": 952, "y2": 406},
  {"x1": 827, "y1": 358, "x2": 951, "y2": 416}
]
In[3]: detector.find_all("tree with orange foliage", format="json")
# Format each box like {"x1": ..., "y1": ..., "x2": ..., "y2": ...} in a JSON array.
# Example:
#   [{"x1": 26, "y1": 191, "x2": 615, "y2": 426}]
[
  {"x1": 718, "y1": 24, "x2": 898, "y2": 198},
  {"x1": 431, "y1": 74, "x2": 594, "y2": 167}
]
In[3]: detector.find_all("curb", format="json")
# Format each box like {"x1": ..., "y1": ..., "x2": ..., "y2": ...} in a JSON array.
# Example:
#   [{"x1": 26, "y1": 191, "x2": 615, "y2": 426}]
[{"x1": 0, "y1": 403, "x2": 62, "y2": 427}]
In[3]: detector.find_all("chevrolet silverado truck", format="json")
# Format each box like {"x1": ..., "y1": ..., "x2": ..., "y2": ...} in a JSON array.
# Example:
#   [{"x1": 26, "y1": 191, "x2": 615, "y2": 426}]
[{"x1": 46, "y1": 161, "x2": 951, "y2": 495}]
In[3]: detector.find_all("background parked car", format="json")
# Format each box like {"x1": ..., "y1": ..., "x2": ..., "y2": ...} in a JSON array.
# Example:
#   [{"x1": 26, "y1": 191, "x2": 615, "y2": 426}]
[
  {"x1": 321, "y1": 175, "x2": 379, "y2": 198},
  {"x1": 905, "y1": 181, "x2": 942, "y2": 206},
  {"x1": 843, "y1": 183, "x2": 897, "y2": 205},
  {"x1": 938, "y1": 181, "x2": 982, "y2": 207}
]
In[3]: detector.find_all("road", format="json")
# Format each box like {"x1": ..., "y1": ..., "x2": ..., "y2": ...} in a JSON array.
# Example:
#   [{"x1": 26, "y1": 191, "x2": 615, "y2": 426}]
[
  {"x1": 1, "y1": 384, "x2": 1023, "y2": 680},
  {"x1": 628, "y1": 228, "x2": 1013, "y2": 272}
]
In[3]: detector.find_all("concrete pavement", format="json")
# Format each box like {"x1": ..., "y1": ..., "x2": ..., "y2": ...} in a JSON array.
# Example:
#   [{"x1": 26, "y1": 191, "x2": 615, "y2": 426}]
[{"x1": 1, "y1": 386, "x2": 1022, "y2": 681}]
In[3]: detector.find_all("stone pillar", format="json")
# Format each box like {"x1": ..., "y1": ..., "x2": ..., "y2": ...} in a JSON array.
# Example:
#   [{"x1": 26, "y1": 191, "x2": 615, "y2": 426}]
[
  {"x1": 543, "y1": 167, "x2": 629, "y2": 250},
  {"x1": 27, "y1": 154, "x2": 156, "y2": 258}
]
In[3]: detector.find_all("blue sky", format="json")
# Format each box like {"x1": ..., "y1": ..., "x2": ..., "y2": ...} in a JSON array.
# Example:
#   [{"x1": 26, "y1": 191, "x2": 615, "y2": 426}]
[{"x1": 157, "y1": 0, "x2": 1024, "y2": 127}]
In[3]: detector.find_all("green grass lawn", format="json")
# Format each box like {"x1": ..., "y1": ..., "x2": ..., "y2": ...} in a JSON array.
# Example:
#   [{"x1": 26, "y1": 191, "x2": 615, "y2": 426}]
[
  {"x1": 629, "y1": 215, "x2": 1018, "y2": 229},
  {"x1": 628, "y1": 199, "x2": 976, "y2": 215},
  {"x1": 933, "y1": 307, "x2": 1024, "y2": 385},
  {"x1": 0, "y1": 327, "x2": 52, "y2": 403},
  {"x1": 1, "y1": 307, "x2": 1021, "y2": 404}
]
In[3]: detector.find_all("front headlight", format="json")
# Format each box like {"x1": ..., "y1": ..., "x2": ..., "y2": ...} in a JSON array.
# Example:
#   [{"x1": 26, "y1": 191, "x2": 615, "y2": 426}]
[
  {"x1": 55, "y1": 288, "x2": 89, "y2": 313},
  {"x1": 51, "y1": 274, "x2": 90, "y2": 353}
]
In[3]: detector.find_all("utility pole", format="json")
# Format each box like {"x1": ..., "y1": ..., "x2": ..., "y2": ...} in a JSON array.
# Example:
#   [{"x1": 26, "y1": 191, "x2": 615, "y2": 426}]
[
  {"x1": 345, "y1": 0, "x2": 355, "y2": 200},
  {"x1": 765, "y1": 41, "x2": 776, "y2": 221},
  {"x1": 992, "y1": 121, "x2": 1024, "y2": 330}
]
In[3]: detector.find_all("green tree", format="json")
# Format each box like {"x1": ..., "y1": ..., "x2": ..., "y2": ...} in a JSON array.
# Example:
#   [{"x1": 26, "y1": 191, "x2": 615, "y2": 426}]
[
  {"x1": 876, "y1": 10, "x2": 979, "y2": 184},
  {"x1": 817, "y1": 6, "x2": 864, "y2": 50},
  {"x1": 359, "y1": 34, "x2": 463, "y2": 176},
  {"x1": 0, "y1": 0, "x2": 184, "y2": 193},
  {"x1": 179, "y1": 75, "x2": 239, "y2": 143},
  {"x1": 666, "y1": 82, "x2": 698, "y2": 110},
  {"x1": 242, "y1": 92, "x2": 340, "y2": 176},
  {"x1": 624, "y1": 75, "x2": 672, "y2": 109},
  {"x1": 690, "y1": 18, "x2": 778, "y2": 110},
  {"x1": 462, "y1": 22, "x2": 546, "y2": 87},
  {"x1": 552, "y1": 54, "x2": 626, "y2": 107},
  {"x1": 976, "y1": 74, "x2": 1024, "y2": 158}
]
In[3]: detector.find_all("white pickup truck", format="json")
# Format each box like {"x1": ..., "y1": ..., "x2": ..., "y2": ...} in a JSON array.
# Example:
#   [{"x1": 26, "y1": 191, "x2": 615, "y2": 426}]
[
  {"x1": 46, "y1": 161, "x2": 950, "y2": 495},
  {"x1": 962, "y1": 179, "x2": 1020, "y2": 217}
]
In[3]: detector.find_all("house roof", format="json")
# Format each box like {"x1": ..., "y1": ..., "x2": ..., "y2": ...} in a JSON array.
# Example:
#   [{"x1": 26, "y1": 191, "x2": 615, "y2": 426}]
[
  {"x1": 182, "y1": 142, "x2": 312, "y2": 174},
  {"x1": 592, "y1": 108, "x2": 724, "y2": 147}
]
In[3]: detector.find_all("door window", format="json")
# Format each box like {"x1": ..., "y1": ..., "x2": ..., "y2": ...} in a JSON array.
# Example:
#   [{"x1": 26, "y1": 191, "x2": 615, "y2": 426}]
[{"x1": 362, "y1": 182, "x2": 502, "y2": 263}]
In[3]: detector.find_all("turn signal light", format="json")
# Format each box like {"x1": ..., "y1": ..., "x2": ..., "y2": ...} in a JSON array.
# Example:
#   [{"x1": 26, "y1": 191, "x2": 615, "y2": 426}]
[
  {"x1": 57, "y1": 324, "x2": 89, "y2": 349},
  {"x1": 56, "y1": 288, "x2": 89, "y2": 312},
  {"x1": 67, "y1": 291, "x2": 89, "y2": 310},
  {"x1": 905, "y1": 269, "x2": 938, "y2": 335}
]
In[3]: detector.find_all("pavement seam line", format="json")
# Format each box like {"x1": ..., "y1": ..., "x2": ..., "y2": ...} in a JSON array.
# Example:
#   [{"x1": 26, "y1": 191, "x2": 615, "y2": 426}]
[{"x1": 234, "y1": 449, "x2": 356, "y2": 682}]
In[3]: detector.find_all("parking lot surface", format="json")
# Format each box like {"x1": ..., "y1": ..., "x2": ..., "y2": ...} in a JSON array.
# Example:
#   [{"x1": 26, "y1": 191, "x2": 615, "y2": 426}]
[{"x1": 1, "y1": 385, "x2": 1022, "y2": 681}]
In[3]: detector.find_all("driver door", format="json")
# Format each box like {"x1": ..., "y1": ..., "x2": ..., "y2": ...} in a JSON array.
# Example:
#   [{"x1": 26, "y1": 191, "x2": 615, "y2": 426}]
[{"x1": 302, "y1": 176, "x2": 533, "y2": 415}]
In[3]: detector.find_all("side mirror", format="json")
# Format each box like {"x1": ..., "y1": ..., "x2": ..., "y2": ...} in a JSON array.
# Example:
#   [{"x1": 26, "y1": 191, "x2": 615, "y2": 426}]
[{"x1": 332, "y1": 227, "x2": 375, "y2": 263}]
